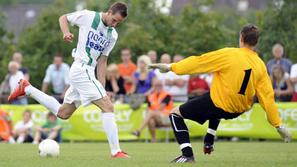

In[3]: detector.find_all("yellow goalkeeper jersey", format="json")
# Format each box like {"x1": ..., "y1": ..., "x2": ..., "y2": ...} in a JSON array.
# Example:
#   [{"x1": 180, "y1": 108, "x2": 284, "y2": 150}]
[{"x1": 171, "y1": 47, "x2": 281, "y2": 127}]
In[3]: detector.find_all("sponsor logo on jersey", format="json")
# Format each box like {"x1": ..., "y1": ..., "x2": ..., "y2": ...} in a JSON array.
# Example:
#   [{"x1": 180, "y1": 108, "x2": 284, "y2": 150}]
[{"x1": 86, "y1": 30, "x2": 111, "y2": 52}]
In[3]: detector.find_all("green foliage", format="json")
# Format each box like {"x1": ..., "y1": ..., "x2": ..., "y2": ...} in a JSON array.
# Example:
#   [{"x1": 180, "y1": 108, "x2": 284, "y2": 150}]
[
  {"x1": 258, "y1": 0, "x2": 297, "y2": 62},
  {"x1": 0, "y1": 12, "x2": 16, "y2": 82}
]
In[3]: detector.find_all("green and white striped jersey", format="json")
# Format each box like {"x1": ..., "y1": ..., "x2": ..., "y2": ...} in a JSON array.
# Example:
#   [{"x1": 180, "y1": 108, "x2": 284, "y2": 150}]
[{"x1": 67, "y1": 10, "x2": 118, "y2": 67}]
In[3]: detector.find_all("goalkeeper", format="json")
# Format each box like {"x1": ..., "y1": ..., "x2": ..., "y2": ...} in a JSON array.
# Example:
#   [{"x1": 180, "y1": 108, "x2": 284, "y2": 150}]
[{"x1": 150, "y1": 24, "x2": 292, "y2": 163}]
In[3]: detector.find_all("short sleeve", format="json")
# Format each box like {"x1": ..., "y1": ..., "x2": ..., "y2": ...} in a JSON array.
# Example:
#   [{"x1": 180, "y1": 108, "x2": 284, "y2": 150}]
[
  {"x1": 66, "y1": 10, "x2": 92, "y2": 27},
  {"x1": 43, "y1": 66, "x2": 51, "y2": 83},
  {"x1": 101, "y1": 32, "x2": 118, "y2": 57},
  {"x1": 290, "y1": 64, "x2": 297, "y2": 79}
]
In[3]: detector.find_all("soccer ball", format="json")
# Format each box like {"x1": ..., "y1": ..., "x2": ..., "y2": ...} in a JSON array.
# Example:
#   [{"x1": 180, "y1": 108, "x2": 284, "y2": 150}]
[{"x1": 38, "y1": 139, "x2": 60, "y2": 157}]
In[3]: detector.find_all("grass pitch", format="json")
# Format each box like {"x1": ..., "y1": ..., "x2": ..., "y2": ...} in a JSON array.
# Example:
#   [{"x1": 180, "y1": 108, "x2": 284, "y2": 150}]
[{"x1": 0, "y1": 141, "x2": 296, "y2": 167}]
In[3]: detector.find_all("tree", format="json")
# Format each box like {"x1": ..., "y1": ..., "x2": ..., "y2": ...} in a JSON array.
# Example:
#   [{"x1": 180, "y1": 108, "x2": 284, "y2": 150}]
[{"x1": 258, "y1": 0, "x2": 297, "y2": 62}]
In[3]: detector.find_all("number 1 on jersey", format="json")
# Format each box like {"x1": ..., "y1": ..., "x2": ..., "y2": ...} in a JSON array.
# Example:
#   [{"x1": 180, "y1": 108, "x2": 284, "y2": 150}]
[{"x1": 238, "y1": 69, "x2": 252, "y2": 95}]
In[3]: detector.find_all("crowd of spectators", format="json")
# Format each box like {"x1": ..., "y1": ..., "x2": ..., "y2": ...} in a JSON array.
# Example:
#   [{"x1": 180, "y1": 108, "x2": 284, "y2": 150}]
[
  {"x1": 0, "y1": 108, "x2": 61, "y2": 144},
  {"x1": 0, "y1": 43, "x2": 297, "y2": 142},
  {"x1": 1, "y1": 43, "x2": 297, "y2": 105}
]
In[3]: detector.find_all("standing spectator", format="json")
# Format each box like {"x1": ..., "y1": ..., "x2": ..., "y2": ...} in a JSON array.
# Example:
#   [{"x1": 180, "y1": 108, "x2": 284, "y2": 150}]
[
  {"x1": 13, "y1": 109, "x2": 34, "y2": 143},
  {"x1": 156, "y1": 54, "x2": 189, "y2": 102},
  {"x1": 290, "y1": 63, "x2": 297, "y2": 101},
  {"x1": 132, "y1": 79, "x2": 173, "y2": 142},
  {"x1": 105, "y1": 64, "x2": 126, "y2": 100},
  {"x1": 117, "y1": 48, "x2": 137, "y2": 94},
  {"x1": 267, "y1": 43, "x2": 292, "y2": 74},
  {"x1": 271, "y1": 65, "x2": 293, "y2": 102},
  {"x1": 42, "y1": 54, "x2": 70, "y2": 103},
  {"x1": 188, "y1": 74, "x2": 210, "y2": 98},
  {"x1": 33, "y1": 112, "x2": 62, "y2": 144},
  {"x1": 173, "y1": 54, "x2": 184, "y2": 62},
  {"x1": 131, "y1": 55, "x2": 155, "y2": 95},
  {"x1": 0, "y1": 108, "x2": 15, "y2": 143},
  {"x1": 148, "y1": 50, "x2": 158, "y2": 64},
  {"x1": 3, "y1": 61, "x2": 28, "y2": 105},
  {"x1": 12, "y1": 52, "x2": 30, "y2": 81}
]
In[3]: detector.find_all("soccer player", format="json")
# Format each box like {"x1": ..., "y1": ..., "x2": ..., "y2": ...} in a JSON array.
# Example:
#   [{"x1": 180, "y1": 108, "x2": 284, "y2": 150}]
[
  {"x1": 150, "y1": 24, "x2": 292, "y2": 163},
  {"x1": 8, "y1": 2, "x2": 129, "y2": 158}
]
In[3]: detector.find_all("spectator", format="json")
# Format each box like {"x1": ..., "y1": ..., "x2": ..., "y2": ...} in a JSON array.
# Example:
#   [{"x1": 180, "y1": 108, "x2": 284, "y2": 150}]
[
  {"x1": 131, "y1": 55, "x2": 155, "y2": 95},
  {"x1": 42, "y1": 54, "x2": 70, "y2": 103},
  {"x1": 118, "y1": 48, "x2": 137, "y2": 94},
  {"x1": 13, "y1": 109, "x2": 34, "y2": 143},
  {"x1": 105, "y1": 64, "x2": 126, "y2": 101},
  {"x1": 271, "y1": 65, "x2": 293, "y2": 102},
  {"x1": 267, "y1": 43, "x2": 292, "y2": 74},
  {"x1": 33, "y1": 112, "x2": 62, "y2": 144},
  {"x1": 148, "y1": 50, "x2": 158, "y2": 63},
  {"x1": 188, "y1": 74, "x2": 210, "y2": 98},
  {"x1": 173, "y1": 54, "x2": 184, "y2": 62},
  {"x1": 132, "y1": 79, "x2": 173, "y2": 142},
  {"x1": 12, "y1": 52, "x2": 30, "y2": 81},
  {"x1": 156, "y1": 54, "x2": 189, "y2": 102},
  {"x1": 290, "y1": 63, "x2": 297, "y2": 101},
  {"x1": 0, "y1": 108, "x2": 15, "y2": 143},
  {"x1": 5, "y1": 61, "x2": 28, "y2": 105}
]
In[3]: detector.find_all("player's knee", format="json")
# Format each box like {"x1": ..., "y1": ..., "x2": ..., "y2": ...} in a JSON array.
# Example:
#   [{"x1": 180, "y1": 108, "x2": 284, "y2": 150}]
[
  {"x1": 170, "y1": 106, "x2": 182, "y2": 116},
  {"x1": 102, "y1": 98, "x2": 114, "y2": 112}
]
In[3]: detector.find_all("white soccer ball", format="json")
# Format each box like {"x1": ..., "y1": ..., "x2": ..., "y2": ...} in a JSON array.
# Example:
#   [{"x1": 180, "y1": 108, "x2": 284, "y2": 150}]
[{"x1": 38, "y1": 139, "x2": 60, "y2": 157}]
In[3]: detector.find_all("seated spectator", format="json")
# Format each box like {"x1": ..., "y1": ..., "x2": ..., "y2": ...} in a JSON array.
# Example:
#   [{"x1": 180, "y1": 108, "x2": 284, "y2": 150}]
[
  {"x1": 132, "y1": 79, "x2": 173, "y2": 142},
  {"x1": 188, "y1": 74, "x2": 210, "y2": 98},
  {"x1": 118, "y1": 48, "x2": 137, "y2": 94},
  {"x1": 148, "y1": 50, "x2": 158, "y2": 63},
  {"x1": 0, "y1": 108, "x2": 15, "y2": 143},
  {"x1": 271, "y1": 65, "x2": 293, "y2": 102},
  {"x1": 156, "y1": 54, "x2": 189, "y2": 102},
  {"x1": 290, "y1": 63, "x2": 297, "y2": 101},
  {"x1": 267, "y1": 43, "x2": 292, "y2": 74},
  {"x1": 13, "y1": 109, "x2": 34, "y2": 143},
  {"x1": 33, "y1": 112, "x2": 62, "y2": 144},
  {"x1": 3, "y1": 61, "x2": 28, "y2": 105},
  {"x1": 12, "y1": 52, "x2": 30, "y2": 81},
  {"x1": 105, "y1": 64, "x2": 126, "y2": 101},
  {"x1": 42, "y1": 54, "x2": 70, "y2": 103},
  {"x1": 131, "y1": 55, "x2": 155, "y2": 95}
]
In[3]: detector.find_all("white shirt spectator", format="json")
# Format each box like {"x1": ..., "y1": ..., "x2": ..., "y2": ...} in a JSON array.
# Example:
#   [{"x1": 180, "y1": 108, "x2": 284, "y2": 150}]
[
  {"x1": 9, "y1": 71, "x2": 24, "y2": 92},
  {"x1": 290, "y1": 64, "x2": 297, "y2": 92},
  {"x1": 155, "y1": 69, "x2": 189, "y2": 102},
  {"x1": 43, "y1": 63, "x2": 70, "y2": 94},
  {"x1": 14, "y1": 120, "x2": 34, "y2": 135}
]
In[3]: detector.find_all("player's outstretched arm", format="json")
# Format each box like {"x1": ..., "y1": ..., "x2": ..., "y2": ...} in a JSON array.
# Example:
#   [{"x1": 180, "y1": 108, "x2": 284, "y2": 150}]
[
  {"x1": 59, "y1": 15, "x2": 74, "y2": 43},
  {"x1": 149, "y1": 63, "x2": 171, "y2": 73},
  {"x1": 256, "y1": 70, "x2": 292, "y2": 142}
]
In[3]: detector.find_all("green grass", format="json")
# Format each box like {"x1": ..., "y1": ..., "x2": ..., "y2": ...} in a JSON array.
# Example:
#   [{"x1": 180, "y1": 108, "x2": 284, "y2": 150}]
[{"x1": 0, "y1": 141, "x2": 296, "y2": 167}]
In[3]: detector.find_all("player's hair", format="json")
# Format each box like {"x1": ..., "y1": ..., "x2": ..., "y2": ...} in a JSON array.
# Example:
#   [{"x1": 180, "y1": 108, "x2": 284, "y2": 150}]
[
  {"x1": 109, "y1": 2, "x2": 128, "y2": 18},
  {"x1": 240, "y1": 24, "x2": 259, "y2": 46},
  {"x1": 47, "y1": 112, "x2": 56, "y2": 118}
]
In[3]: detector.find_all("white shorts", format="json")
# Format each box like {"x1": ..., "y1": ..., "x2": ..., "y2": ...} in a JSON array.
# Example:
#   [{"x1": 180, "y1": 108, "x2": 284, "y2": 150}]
[{"x1": 64, "y1": 61, "x2": 107, "y2": 107}]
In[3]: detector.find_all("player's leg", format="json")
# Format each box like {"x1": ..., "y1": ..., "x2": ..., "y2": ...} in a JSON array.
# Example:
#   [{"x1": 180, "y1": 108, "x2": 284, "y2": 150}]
[
  {"x1": 92, "y1": 97, "x2": 129, "y2": 158},
  {"x1": 204, "y1": 119, "x2": 220, "y2": 154},
  {"x1": 8, "y1": 79, "x2": 62, "y2": 116},
  {"x1": 169, "y1": 107, "x2": 195, "y2": 163}
]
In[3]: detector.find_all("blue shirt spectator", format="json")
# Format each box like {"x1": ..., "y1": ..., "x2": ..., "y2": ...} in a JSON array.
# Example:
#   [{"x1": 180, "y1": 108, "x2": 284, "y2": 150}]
[
  {"x1": 266, "y1": 43, "x2": 292, "y2": 74},
  {"x1": 134, "y1": 70, "x2": 155, "y2": 94},
  {"x1": 42, "y1": 54, "x2": 70, "y2": 103}
]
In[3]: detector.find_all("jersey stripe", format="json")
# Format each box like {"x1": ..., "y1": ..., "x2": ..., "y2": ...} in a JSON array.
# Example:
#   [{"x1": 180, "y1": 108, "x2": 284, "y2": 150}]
[
  {"x1": 91, "y1": 12, "x2": 100, "y2": 30},
  {"x1": 86, "y1": 12, "x2": 101, "y2": 65}
]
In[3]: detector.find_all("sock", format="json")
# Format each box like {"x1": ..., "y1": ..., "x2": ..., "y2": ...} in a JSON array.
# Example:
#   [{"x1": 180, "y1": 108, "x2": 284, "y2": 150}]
[
  {"x1": 169, "y1": 113, "x2": 193, "y2": 157},
  {"x1": 101, "y1": 112, "x2": 121, "y2": 155},
  {"x1": 25, "y1": 85, "x2": 61, "y2": 116},
  {"x1": 204, "y1": 119, "x2": 220, "y2": 145},
  {"x1": 8, "y1": 137, "x2": 15, "y2": 144},
  {"x1": 17, "y1": 136, "x2": 25, "y2": 143}
]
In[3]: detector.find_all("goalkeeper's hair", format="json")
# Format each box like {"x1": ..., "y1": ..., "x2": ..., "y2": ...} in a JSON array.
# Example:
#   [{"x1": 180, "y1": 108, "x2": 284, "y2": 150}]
[
  {"x1": 109, "y1": 2, "x2": 128, "y2": 18},
  {"x1": 240, "y1": 24, "x2": 259, "y2": 46}
]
